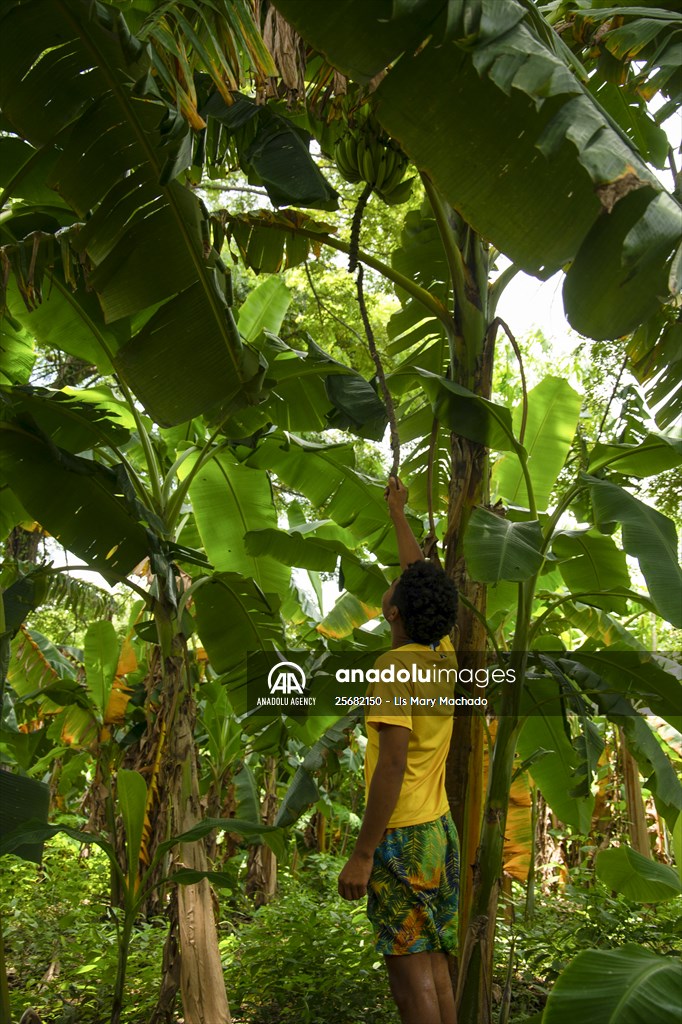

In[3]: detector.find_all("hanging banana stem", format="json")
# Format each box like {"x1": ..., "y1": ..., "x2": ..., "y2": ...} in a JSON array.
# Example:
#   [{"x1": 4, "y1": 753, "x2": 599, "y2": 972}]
[
  {"x1": 355, "y1": 264, "x2": 401, "y2": 477},
  {"x1": 487, "y1": 316, "x2": 528, "y2": 444},
  {"x1": 422, "y1": 416, "x2": 442, "y2": 564},
  {"x1": 348, "y1": 182, "x2": 373, "y2": 273}
]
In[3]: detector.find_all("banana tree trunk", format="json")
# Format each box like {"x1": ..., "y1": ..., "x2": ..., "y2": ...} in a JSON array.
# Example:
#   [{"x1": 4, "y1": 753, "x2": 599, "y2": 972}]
[
  {"x1": 432, "y1": 206, "x2": 528, "y2": 1022},
  {"x1": 245, "y1": 756, "x2": 278, "y2": 906},
  {"x1": 137, "y1": 605, "x2": 231, "y2": 1024},
  {"x1": 169, "y1": 681, "x2": 231, "y2": 1024},
  {"x1": 444, "y1": 436, "x2": 489, "y2": 959},
  {"x1": 619, "y1": 727, "x2": 651, "y2": 858}
]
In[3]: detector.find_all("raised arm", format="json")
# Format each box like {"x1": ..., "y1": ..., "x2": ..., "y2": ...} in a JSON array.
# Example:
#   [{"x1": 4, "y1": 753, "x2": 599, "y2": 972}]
[{"x1": 385, "y1": 476, "x2": 424, "y2": 570}]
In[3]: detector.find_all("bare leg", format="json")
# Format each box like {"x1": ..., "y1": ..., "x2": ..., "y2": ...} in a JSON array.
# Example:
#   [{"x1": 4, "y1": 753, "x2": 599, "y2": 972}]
[
  {"x1": 385, "y1": 951, "x2": 455, "y2": 1024},
  {"x1": 431, "y1": 952, "x2": 457, "y2": 1024}
]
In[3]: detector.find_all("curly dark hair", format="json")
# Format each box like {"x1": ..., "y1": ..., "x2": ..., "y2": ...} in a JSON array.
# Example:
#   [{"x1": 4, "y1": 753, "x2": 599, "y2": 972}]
[{"x1": 392, "y1": 560, "x2": 458, "y2": 646}]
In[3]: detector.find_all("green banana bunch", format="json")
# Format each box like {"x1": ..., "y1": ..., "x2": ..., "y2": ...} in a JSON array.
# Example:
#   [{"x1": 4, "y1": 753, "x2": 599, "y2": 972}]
[{"x1": 334, "y1": 123, "x2": 412, "y2": 204}]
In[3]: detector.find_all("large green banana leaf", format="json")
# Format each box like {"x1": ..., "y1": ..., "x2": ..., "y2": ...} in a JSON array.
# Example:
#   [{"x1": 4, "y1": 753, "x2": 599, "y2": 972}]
[
  {"x1": 556, "y1": 597, "x2": 649, "y2": 640},
  {"x1": 596, "y1": 846, "x2": 682, "y2": 904},
  {"x1": 0, "y1": 421, "x2": 152, "y2": 575},
  {"x1": 245, "y1": 433, "x2": 416, "y2": 563},
  {"x1": 492, "y1": 377, "x2": 582, "y2": 511},
  {"x1": 223, "y1": 209, "x2": 337, "y2": 275},
  {"x1": 415, "y1": 370, "x2": 517, "y2": 452},
  {"x1": 0, "y1": 483, "x2": 29, "y2": 539},
  {"x1": 273, "y1": 0, "x2": 682, "y2": 341},
  {"x1": 0, "y1": 0, "x2": 257, "y2": 425},
  {"x1": 203, "y1": 91, "x2": 339, "y2": 211},
  {"x1": 387, "y1": 207, "x2": 449, "y2": 360},
  {"x1": 557, "y1": 655, "x2": 682, "y2": 827},
  {"x1": 0, "y1": 315, "x2": 35, "y2": 385},
  {"x1": 587, "y1": 432, "x2": 682, "y2": 477},
  {"x1": 584, "y1": 474, "x2": 682, "y2": 628},
  {"x1": 516, "y1": 693, "x2": 594, "y2": 833},
  {"x1": 192, "y1": 572, "x2": 285, "y2": 675},
  {"x1": 568, "y1": 647, "x2": 682, "y2": 733},
  {"x1": 276, "y1": 713, "x2": 361, "y2": 828},
  {"x1": 180, "y1": 449, "x2": 290, "y2": 597},
  {"x1": 244, "y1": 520, "x2": 389, "y2": 606},
  {"x1": 237, "y1": 278, "x2": 293, "y2": 343},
  {"x1": 83, "y1": 621, "x2": 119, "y2": 721},
  {"x1": 0, "y1": 386, "x2": 131, "y2": 453},
  {"x1": 463, "y1": 508, "x2": 543, "y2": 583},
  {"x1": 0, "y1": 770, "x2": 49, "y2": 864},
  {"x1": 255, "y1": 334, "x2": 388, "y2": 439},
  {"x1": 542, "y1": 945, "x2": 682, "y2": 1024},
  {"x1": 552, "y1": 530, "x2": 630, "y2": 614},
  {"x1": 627, "y1": 317, "x2": 681, "y2": 431},
  {"x1": 1, "y1": 276, "x2": 121, "y2": 375}
]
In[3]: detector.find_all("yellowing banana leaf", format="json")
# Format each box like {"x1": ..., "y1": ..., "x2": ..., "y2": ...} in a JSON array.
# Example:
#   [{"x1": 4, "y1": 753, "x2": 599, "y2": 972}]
[{"x1": 316, "y1": 591, "x2": 380, "y2": 639}]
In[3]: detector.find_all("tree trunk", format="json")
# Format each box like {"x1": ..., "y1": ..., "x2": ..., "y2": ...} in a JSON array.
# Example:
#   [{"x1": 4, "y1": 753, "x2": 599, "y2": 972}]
[
  {"x1": 619, "y1": 727, "x2": 651, "y2": 858},
  {"x1": 164, "y1": 656, "x2": 231, "y2": 1024},
  {"x1": 245, "y1": 756, "x2": 278, "y2": 906},
  {"x1": 5, "y1": 525, "x2": 43, "y2": 563},
  {"x1": 127, "y1": 610, "x2": 231, "y2": 1024},
  {"x1": 149, "y1": 891, "x2": 181, "y2": 1024}
]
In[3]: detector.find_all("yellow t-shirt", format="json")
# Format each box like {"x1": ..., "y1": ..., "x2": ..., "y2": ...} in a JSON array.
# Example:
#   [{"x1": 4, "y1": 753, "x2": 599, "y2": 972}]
[{"x1": 364, "y1": 637, "x2": 457, "y2": 828}]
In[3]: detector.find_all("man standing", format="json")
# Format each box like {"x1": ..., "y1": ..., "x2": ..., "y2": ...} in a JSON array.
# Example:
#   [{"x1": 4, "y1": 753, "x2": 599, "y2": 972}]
[{"x1": 338, "y1": 477, "x2": 459, "y2": 1024}]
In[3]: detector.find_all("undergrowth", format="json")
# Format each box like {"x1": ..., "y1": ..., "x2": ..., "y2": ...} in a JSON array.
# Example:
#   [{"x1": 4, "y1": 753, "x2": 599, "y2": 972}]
[{"x1": 2, "y1": 840, "x2": 680, "y2": 1024}]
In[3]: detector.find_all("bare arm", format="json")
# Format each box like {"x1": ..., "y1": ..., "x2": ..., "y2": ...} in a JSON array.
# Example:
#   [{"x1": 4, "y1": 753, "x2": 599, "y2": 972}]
[
  {"x1": 337, "y1": 724, "x2": 410, "y2": 900},
  {"x1": 385, "y1": 476, "x2": 424, "y2": 570}
]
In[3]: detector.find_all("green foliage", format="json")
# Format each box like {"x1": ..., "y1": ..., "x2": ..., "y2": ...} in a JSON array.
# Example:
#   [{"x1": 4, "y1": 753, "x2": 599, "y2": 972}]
[
  {"x1": 495, "y1": 880, "x2": 682, "y2": 1022},
  {"x1": 595, "y1": 845, "x2": 682, "y2": 904},
  {"x1": 0, "y1": 834, "x2": 166, "y2": 1024},
  {"x1": 222, "y1": 857, "x2": 395, "y2": 1024},
  {"x1": 542, "y1": 944, "x2": 681, "y2": 1024}
]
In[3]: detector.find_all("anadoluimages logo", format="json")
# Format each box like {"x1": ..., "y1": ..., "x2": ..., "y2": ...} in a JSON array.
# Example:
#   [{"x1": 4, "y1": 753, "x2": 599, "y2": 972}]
[{"x1": 267, "y1": 660, "x2": 307, "y2": 695}]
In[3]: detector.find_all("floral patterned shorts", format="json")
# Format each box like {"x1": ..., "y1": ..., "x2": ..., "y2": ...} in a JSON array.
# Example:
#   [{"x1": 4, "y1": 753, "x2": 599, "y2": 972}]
[{"x1": 367, "y1": 812, "x2": 459, "y2": 956}]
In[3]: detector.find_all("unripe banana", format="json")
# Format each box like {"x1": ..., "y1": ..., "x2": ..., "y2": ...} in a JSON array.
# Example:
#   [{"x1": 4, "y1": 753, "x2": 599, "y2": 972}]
[
  {"x1": 362, "y1": 144, "x2": 376, "y2": 186},
  {"x1": 374, "y1": 150, "x2": 388, "y2": 190}
]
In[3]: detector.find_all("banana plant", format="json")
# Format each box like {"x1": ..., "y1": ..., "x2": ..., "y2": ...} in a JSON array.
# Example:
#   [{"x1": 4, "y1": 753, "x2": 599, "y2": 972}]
[
  {"x1": 541, "y1": 843, "x2": 682, "y2": 1024},
  {"x1": 0, "y1": 768, "x2": 285, "y2": 1024}
]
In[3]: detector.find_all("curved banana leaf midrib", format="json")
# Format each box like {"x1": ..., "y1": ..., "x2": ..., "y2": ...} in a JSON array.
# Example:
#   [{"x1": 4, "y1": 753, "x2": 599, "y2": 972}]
[
  {"x1": 56, "y1": 0, "x2": 242, "y2": 380},
  {"x1": 212, "y1": 456, "x2": 263, "y2": 587},
  {"x1": 607, "y1": 960, "x2": 677, "y2": 1024},
  {"x1": 215, "y1": 577, "x2": 270, "y2": 650},
  {"x1": 572, "y1": 537, "x2": 605, "y2": 588}
]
